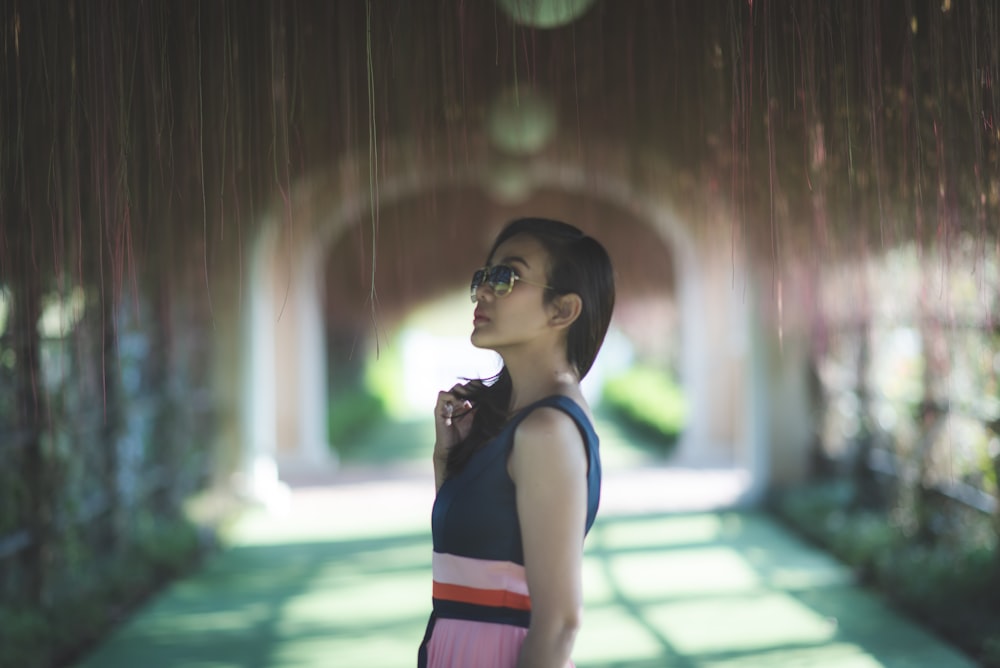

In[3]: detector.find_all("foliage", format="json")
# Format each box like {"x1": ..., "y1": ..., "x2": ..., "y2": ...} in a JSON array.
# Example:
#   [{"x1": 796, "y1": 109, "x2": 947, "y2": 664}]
[
  {"x1": 363, "y1": 341, "x2": 408, "y2": 418},
  {"x1": 807, "y1": 236, "x2": 1000, "y2": 665},
  {"x1": 0, "y1": 607, "x2": 50, "y2": 668},
  {"x1": 328, "y1": 387, "x2": 387, "y2": 451},
  {"x1": 985, "y1": 637, "x2": 1000, "y2": 668},
  {"x1": 774, "y1": 480, "x2": 1000, "y2": 667},
  {"x1": 601, "y1": 364, "x2": 688, "y2": 448},
  {"x1": 0, "y1": 516, "x2": 207, "y2": 668},
  {"x1": 132, "y1": 512, "x2": 204, "y2": 576}
]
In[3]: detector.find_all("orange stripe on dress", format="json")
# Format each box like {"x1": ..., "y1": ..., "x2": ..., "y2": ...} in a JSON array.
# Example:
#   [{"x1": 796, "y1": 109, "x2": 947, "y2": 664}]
[{"x1": 433, "y1": 581, "x2": 532, "y2": 611}]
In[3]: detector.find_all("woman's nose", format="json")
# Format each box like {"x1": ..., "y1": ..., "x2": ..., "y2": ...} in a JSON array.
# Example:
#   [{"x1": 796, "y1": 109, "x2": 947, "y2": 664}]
[{"x1": 473, "y1": 282, "x2": 493, "y2": 302}]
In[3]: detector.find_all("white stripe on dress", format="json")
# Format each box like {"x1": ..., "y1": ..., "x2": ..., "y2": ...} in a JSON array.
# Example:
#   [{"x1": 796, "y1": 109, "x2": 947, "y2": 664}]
[{"x1": 432, "y1": 551, "x2": 530, "y2": 597}]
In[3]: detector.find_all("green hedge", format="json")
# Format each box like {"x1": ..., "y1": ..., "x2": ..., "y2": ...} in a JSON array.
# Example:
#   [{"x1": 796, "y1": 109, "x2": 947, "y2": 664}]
[
  {"x1": 774, "y1": 480, "x2": 1000, "y2": 667},
  {"x1": 0, "y1": 516, "x2": 206, "y2": 668},
  {"x1": 601, "y1": 365, "x2": 688, "y2": 447},
  {"x1": 328, "y1": 388, "x2": 387, "y2": 450}
]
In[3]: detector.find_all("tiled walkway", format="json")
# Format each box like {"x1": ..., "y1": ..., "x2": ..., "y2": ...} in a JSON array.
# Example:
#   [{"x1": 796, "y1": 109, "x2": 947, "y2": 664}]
[{"x1": 76, "y1": 460, "x2": 977, "y2": 668}]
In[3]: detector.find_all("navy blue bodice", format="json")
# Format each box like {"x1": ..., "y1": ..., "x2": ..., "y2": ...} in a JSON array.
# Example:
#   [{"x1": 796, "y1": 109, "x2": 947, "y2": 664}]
[{"x1": 431, "y1": 395, "x2": 602, "y2": 566}]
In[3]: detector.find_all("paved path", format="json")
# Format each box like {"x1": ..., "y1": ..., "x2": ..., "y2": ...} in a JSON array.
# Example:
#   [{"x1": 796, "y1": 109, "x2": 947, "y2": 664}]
[{"x1": 76, "y1": 460, "x2": 977, "y2": 668}]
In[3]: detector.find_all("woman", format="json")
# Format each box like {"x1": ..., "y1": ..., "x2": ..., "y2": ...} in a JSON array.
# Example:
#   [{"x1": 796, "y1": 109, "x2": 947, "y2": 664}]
[{"x1": 418, "y1": 217, "x2": 615, "y2": 668}]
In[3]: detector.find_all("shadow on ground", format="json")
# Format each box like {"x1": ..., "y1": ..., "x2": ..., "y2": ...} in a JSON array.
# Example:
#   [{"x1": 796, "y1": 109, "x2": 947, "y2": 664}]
[
  {"x1": 75, "y1": 415, "x2": 976, "y2": 667},
  {"x1": 77, "y1": 507, "x2": 975, "y2": 667}
]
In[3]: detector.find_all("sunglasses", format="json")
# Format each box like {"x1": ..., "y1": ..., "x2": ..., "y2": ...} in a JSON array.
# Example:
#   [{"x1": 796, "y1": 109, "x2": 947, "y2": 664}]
[{"x1": 470, "y1": 264, "x2": 553, "y2": 302}]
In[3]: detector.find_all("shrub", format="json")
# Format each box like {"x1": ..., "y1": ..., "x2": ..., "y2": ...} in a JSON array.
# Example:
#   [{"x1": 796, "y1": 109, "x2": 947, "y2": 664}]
[
  {"x1": 774, "y1": 481, "x2": 1000, "y2": 667},
  {"x1": 983, "y1": 635, "x2": 1000, "y2": 667},
  {"x1": 0, "y1": 515, "x2": 208, "y2": 668},
  {"x1": 328, "y1": 388, "x2": 386, "y2": 449},
  {"x1": 0, "y1": 607, "x2": 51, "y2": 667},
  {"x1": 601, "y1": 365, "x2": 688, "y2": 446}
]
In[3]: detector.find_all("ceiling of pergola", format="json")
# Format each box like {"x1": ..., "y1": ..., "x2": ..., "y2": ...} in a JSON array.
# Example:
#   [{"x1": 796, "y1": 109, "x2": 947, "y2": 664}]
[{"x1": 2, "y1": 1, "x2": 997, "y2": 301}]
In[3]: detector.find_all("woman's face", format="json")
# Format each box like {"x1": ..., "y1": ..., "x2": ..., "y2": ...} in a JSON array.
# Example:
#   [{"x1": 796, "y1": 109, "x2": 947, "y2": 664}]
[{"x1": 470, "y1": 234, "x2": 555, "y2": 352}]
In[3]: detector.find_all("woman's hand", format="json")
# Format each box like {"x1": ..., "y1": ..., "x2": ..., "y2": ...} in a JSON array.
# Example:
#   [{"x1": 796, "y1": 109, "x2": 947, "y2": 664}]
[
  {"x1": 432, "y1": 382, "x2": 478, "y2": 489},
  {"x1": 433, "y1": 383, "x2": 476, "y2": 459}
]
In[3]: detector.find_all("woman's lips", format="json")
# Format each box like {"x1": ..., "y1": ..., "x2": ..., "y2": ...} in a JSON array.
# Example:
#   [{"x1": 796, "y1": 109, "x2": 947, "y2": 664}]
[{"x1": 473, "y1": 310, "x2": 490, "y2": 325}]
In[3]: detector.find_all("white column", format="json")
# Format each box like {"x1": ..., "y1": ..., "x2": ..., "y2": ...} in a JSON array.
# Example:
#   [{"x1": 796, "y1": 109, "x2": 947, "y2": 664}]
[
  {"x1": 289, "y1": 247, "x2": 338, "y2": 474},
  {"x1": 744, "y1": 285, "x2": 771, "y2": 505},
  {"x1": 676, "y1": 256, "x2": 708, "y2": 462},
  {"x1": 241, "y1": 227, "x2": 289, "y2": 510}
]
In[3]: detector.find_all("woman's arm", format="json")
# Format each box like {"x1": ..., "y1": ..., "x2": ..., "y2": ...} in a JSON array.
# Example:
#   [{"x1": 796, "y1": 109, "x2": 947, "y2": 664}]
[{"x1": 509, "y1": 407, "x2": 589, "y2": 668}]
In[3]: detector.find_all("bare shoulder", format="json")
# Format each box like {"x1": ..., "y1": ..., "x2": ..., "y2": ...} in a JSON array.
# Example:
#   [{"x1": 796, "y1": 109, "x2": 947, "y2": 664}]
[
  {"x1": 509, "y1": 406, "x2": 587, "y2": 478},
  {"x1": 515, "y1": 405, "x2": 583, "y2": 443}
]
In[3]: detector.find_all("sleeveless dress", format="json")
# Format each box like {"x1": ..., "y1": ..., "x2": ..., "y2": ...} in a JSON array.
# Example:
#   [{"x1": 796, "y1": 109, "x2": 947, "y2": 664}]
[{"x1": 418, "y1": 395, "x2": 602, "y2": 668}]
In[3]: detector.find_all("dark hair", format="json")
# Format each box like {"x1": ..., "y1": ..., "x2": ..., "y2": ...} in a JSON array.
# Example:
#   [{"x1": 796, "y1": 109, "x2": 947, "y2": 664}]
[{"x1": 446, "y1": 217, "x2": 616, "y2": 476}]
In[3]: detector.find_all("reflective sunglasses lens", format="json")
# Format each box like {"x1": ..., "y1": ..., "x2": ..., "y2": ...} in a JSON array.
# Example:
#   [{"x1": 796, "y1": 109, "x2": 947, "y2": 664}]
[
  {"x1": 470, "y1": 268, "x2": 486, "y2": 302},
  {"x1": 489, "y1": 265, "x2": 515, "y2": 296}
]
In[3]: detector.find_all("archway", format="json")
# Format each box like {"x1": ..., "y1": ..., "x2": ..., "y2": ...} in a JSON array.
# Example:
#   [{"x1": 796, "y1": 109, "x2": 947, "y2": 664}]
[{"x1": 241, "y1": 138, "x2": 755, "y2": 502}]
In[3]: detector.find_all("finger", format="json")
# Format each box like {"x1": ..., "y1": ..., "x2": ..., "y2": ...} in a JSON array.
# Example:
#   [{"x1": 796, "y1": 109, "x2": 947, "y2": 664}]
[
  {"x1": 437, "y1": 392, "x2": 457, "y2": 414},
  {"x1": 452, "y1": 401, "x2": 475, "y2": 422}
]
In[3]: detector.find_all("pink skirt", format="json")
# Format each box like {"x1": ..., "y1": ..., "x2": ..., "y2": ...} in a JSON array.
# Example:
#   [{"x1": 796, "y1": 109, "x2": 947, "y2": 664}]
[{"x1": 424, "y1": 618, "x2": 574, "y2": 668}]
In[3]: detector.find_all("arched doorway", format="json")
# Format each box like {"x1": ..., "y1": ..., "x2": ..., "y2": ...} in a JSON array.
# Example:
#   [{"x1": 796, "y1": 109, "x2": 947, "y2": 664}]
[{"x1": 241, "y1": 140, "x2": 755, "y2": 502}]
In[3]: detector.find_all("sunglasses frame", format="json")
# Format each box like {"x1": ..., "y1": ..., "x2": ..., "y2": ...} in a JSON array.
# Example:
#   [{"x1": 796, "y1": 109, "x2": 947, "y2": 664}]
[{"x1": 470, "y1": 264, "x2": 553, "y2": 302}]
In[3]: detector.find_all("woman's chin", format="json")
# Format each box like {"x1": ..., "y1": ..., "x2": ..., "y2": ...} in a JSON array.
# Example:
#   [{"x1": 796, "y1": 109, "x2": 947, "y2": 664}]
[{"x1": 470, "y1": 330, "x2": 494, "y2": 350}]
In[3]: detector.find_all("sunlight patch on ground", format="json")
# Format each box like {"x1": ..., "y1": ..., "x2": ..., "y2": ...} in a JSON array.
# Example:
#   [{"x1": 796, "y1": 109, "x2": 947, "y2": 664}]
[
  {"x1": 644, "y1": 593, "x2": 839, "y2": 655},
  {"x1": 78, "y1": 482, "x2": 977, "y2": 668}
]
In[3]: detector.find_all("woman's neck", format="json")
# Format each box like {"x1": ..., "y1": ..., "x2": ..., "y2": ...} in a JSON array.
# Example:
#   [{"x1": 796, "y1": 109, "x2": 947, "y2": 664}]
[{"x1": 502, "y1": 348, "x2": 579, "y2": 413}]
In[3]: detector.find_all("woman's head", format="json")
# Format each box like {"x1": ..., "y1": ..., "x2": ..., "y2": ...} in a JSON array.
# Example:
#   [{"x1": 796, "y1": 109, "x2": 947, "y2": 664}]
[{"x1": 477, "y1": 217, "x2": 615, "y2": 379}]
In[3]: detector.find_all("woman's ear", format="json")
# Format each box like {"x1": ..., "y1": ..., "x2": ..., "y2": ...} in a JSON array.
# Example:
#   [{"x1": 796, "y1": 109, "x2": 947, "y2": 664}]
[{"x1": 548, "y1": 293, "x2": 583, "y2": 330}]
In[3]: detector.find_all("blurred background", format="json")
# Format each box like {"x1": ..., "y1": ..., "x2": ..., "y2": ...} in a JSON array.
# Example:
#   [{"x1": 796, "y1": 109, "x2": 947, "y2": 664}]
[{"x1": 1, "y1": 1, "x2": 998, "y2": 666}]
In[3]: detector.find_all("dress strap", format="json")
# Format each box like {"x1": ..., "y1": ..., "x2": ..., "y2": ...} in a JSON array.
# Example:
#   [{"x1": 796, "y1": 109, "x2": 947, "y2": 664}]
[{"x1": 506, "y1": 395, "x2": 597, "y2": 448}]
